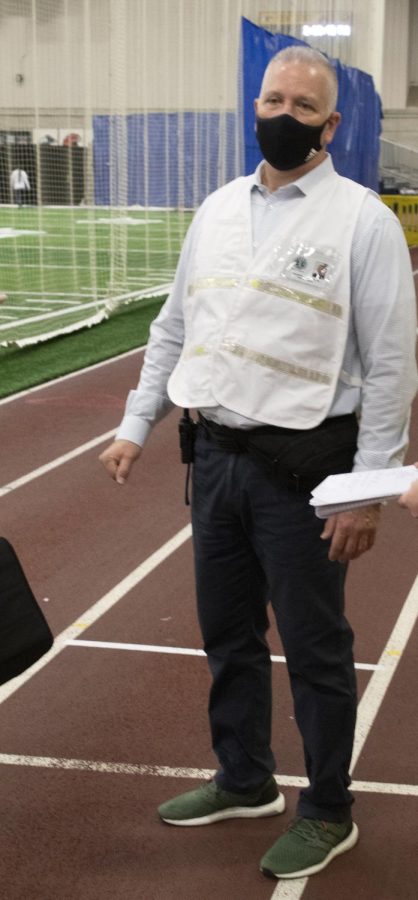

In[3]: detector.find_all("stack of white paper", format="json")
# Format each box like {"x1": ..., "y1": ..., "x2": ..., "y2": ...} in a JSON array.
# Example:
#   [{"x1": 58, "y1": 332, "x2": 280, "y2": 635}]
[{"x1": 310, "y1": 465, "x2": 418, "y2": 518}]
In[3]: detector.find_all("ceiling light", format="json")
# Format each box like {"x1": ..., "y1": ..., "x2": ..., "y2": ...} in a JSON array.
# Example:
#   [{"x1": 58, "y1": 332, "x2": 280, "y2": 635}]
[{"x1": 302, "y1": 24, "x2": 351, "y2": 37}]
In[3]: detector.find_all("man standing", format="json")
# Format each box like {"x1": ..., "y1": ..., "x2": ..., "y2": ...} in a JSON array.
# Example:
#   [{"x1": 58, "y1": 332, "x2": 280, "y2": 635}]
[
  {"x1": 100, "y1": 47, "x2": 417, "y2": 880},
  {"x1": 10, "y1": 167, "x2": 30, "y2": 206}
]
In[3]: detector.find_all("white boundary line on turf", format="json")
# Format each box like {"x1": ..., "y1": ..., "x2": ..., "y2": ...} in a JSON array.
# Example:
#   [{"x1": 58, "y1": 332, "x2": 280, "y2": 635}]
[
  {"x1": 0, "y1": 345, "x2": 146, "y2": 406},
  {"x1": 66, "y1": 639, "x2": 383, "y2": 672},
  {"x1": 6, "y1": 291, "x2": 98, "y2": 297},
  {"x1": 0, "y1": 281, "x2": 166, "y2": 333},
  {"x1": 1, "y1": 304, "x2": 74, "y2": 312},
  {"x1": 0, "y1": 524, "x2": 192, "y2": 706},
  {"x1": 26, "y1": 299, "x2": 84, "y2": 306},
  {"x1": 0, "y1": 754, "x2": 416, "y2": 797},
  {"x1": 0, "y1": 299, "x2": 105, "y2": 331},
  {"x1": 270, "y1": 572, "x2": 418, "y2": 900}
]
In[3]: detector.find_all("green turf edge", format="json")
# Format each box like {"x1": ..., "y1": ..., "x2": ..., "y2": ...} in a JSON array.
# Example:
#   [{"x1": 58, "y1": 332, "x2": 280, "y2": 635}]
[{"x1": 0, "y1": 296, "x2": 166, "y2": 398}]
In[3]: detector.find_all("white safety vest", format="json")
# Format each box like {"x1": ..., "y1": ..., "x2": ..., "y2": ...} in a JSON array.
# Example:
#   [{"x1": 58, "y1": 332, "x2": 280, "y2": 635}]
[{"x1": 168, "y1": 168, "x2": 369, "y2": 429}]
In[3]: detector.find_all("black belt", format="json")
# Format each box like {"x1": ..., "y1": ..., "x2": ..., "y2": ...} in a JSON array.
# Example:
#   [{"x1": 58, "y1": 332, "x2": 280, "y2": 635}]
[
  {"x1": 198, "y1": 413, "x2": 252, "y2": 453},
  {"x1": 197, "y1": 412, "x2": 358, "y2": 495},
  {"x1": 197, "y1": 414, "x2": 316, "y2": 492}
]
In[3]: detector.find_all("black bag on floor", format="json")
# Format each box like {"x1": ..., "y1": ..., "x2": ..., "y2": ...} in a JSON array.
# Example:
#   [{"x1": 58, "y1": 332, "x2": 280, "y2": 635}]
[{"x1": 0, "y1": 538, "x2": 53, "y2": 686}]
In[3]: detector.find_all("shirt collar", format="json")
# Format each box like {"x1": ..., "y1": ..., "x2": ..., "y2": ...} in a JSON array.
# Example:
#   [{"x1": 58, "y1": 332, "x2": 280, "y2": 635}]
[{"x1": 251, "y1": 154, "x2": 335, "y2": 199}]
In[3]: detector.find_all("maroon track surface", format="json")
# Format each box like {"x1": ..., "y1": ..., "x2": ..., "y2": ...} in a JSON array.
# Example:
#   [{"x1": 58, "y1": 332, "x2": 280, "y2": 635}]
[{"x1": 0, "y1": 257, "x2": 417, "y2": 900}]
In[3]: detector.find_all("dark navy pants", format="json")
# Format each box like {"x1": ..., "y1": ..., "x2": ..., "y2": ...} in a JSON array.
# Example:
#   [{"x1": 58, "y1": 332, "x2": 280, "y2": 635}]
[{"x1": 191, "y1": 425, "x2": 357, "y2": 823}]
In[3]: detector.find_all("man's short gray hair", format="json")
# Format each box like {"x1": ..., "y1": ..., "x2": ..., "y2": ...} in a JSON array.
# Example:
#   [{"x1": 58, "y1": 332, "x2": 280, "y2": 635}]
[{"x1": 267, "y1": 46, "x2": 338, "y2": 112}]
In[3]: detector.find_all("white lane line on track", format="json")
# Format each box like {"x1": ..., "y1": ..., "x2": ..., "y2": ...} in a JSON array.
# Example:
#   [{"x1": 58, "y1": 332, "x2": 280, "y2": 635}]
[
  {"x1": 0, "y1": 754, "x2": 416, "y2": 798},
  {"x1": 0, "y1": 524, "x2": 192, "y2": 705},
  {"x1": 0, "y1": 430, "x2": 116, "y2": 497},
  {"x1": 66, "y1": 639, "x2": 383, "y2": 672},
  {"x1": 2, "y1": 332, "x2": 417, "y2": 892},
  {"x1": 350, "y1": 572, "x2": 418, "y2": 770},
  {"x1": 0, "y1": 345, "x2": 146, "y2": 405},
  {"x1": 270, "y1": 572, "x2": 418, "y2": 900}
]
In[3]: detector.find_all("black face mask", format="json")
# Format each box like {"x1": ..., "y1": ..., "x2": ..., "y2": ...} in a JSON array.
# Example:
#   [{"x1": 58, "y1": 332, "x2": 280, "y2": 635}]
[{"x1": 256, "y1": 113, "x2": 328, "y2": 171}]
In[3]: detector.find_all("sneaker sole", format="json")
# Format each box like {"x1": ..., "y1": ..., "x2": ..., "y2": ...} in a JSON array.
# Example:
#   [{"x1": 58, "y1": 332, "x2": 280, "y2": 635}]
[
  {"x1": 261, "y1": 822, "x2": 359, "y2": 879},
  {"x1": 160, "y1": 792, "x2": 286, "y2": 826}
]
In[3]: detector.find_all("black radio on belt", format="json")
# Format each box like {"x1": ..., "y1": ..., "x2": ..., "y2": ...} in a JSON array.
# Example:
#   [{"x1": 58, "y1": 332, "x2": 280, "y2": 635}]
[
  {"x1": 178, "y1": 408, "x2": 197, "y2": 464},
  {"x1": 178, "y1": 409, "x2": 197, "y2": 505}
]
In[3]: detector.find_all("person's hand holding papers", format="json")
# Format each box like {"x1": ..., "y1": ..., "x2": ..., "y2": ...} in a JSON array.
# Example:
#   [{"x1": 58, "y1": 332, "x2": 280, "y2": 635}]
[
  {"x1": 398, "y1": 462, "x2": 418, "y2": 517},
  {"x1": 320, "y1": 504, "x2": 381, "y2": 563},
  {"x1": 311, "y1": 465, "x2": 418, "y2": 561},
  {"x1": 311, "y1": 466, "x2": 418, "y2": 517}
]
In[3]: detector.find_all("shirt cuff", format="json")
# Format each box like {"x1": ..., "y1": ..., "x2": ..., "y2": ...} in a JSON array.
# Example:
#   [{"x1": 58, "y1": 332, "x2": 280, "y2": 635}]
[
  {"x1": 352, "y1": 450, "x2": 405, "y2": 471},
  {"x1": 115, "y1": 414, "x2": 152, "y2": 448}
]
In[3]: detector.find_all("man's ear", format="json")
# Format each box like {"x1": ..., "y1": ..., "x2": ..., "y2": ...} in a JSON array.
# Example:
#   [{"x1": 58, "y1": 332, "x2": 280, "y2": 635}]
[{"x1": 323, "y1": 111, "x2": 341, "y2": 146}]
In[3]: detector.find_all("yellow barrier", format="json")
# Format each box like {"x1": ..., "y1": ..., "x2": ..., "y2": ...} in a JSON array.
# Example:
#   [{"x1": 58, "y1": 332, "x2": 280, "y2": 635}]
[{"x1": 380, "y1": 194, "x2": 418, "y2": 247}]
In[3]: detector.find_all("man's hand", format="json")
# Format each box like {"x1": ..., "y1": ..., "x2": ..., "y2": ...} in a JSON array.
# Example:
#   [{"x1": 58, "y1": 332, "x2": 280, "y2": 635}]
[
  {"x1": 398, "y1": 462, "x2": 418, "y2": 517},
  {"x1": 99, "y1": 439, "x2": 142, "y2": 484},
  {"x1": 320, "y1": 503, "x2": 381, "y2": 563}
]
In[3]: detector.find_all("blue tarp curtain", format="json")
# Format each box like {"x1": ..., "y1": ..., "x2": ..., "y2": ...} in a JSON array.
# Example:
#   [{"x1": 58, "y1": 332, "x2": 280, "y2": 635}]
[
  {"x1": 92, "y1": 17, "x2": 382, "y2": 205},
  {"x1": 93, "y1": 112, "x2": 237, "y2": 207},
  {"x1": 241, "y1": 17, "x2": 382, "y2": 190}
]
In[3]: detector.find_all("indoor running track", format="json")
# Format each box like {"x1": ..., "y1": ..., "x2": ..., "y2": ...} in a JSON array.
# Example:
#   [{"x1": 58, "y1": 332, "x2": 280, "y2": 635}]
[{"x1": 0, "y1": 340, "x2": 417, "y2": 900}]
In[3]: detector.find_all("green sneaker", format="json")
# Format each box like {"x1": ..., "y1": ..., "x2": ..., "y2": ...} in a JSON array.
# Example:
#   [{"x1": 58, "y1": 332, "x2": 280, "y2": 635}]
[
  {"x1": 260, "y1": 816, "x2": 359, "y2": 879},
  {"x1": 158, "y1": 777, "x2": 285, "y2": 826}
]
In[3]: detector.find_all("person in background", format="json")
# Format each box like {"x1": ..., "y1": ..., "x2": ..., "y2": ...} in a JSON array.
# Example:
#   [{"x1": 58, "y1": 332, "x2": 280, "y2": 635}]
[
  {"x1": 10, "y1": 167, "x2": 30, "y2": 206},
  {"x1": 99, "y1": 46, "x2": 417, "y2": 881}
]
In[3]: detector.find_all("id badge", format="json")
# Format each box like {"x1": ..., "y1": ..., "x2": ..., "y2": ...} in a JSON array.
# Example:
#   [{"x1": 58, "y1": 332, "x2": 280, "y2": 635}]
[{"x1": 279, "y1": 240, "x2": 340, "y2": 290}]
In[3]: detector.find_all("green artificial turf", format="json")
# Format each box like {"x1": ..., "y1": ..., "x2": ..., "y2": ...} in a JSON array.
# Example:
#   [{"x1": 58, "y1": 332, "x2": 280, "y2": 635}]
[
  {"x1": 0, "y1": 205, "x2": 191, "y2": 348},
  {"x1": 0, "y1": 295, "x2": 165, "y2": 398}
]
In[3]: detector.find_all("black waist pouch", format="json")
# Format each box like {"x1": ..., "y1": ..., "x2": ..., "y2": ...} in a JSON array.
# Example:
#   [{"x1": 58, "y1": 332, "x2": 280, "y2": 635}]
[
  {"x1": 247, "y1": 413, "x2": 359, "y2": 488},
  {"x1": 0, "y1": 538, "x2": 54, "y2": 685}
]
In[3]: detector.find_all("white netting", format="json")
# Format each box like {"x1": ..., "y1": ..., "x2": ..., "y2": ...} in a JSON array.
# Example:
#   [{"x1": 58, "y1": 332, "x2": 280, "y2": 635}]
[
  {"x1": 380, "y1": 138, "x2": 418, "y2": 192},
  {"x1": 0, "y1": 0, "x2": 372, "y2": 345}
]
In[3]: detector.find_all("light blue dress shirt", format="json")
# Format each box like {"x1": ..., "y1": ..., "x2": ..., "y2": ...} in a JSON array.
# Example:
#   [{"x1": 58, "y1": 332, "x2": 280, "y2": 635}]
[{"x1": 117, "y1": 156, "x2": 417, "y2": 470}]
